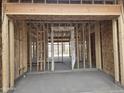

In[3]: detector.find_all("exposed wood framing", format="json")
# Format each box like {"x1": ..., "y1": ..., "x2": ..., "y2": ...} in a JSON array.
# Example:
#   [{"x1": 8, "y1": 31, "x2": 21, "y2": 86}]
[
  {"x1": 62, "y1": 30, "x2": 63, "y2": 62},
  {"x1": 82, "y1": 24, "x2": 86, "y2": 68},
  {"x1": 95, "y1": 22, "x2": 102, "y2": 70},
  {"x1": 37, "y1": 31, "x2": 43, "y2": 71},
  {"x1": 14, "y1": 21, "x2": 19, "y2": 78},
  {"x1": 2, "y1": 15, "x2": 9, "y2": 93},
  {"x1": 43, "y1": 25, "x2": 46, "y2": 71},
  {"x1": 71, "y1": 28, "x2": 75, "y2": 70},
  {"x1": 69, "y1": 41, "x2": 71, "y2": 58},
  {"x1": 9, "y1": 20, "x2": 15, "y2": 88},
  {"x1": 112, "y1": 19, "x2": 119, "y2": 83},
  {"x1": 24, "y1": 22, "x2": 28, "y2": 73},
  {"x1": 29, "y1": 29, "x2": 32, "y2": 72},
  {"x1": 51, "y1": 27, "x2": 54, "y2": 71},
  {"x1": 88, "y1": 24, "x2": 92, "y2": 68},
  {"x1": 58, "y1": 33, "x2": 59, "y2": 62},
  {"x1": 5, "y1": 4, "x2": 121, "y2": 16},
  {"x1": 47, "y1": 24, "x2": 50, "y2": 70},
  {"x1": 118, "y1": 15, "x2": 124, "y2": 85},
  {"x1": 76, "y1": 25, "x2": 79, "y2": 69},
  {"x1": 45, "y1": 25, "x2": 48, "y2": 71},
  {"x1": 14, "y1": 21, "x2": 28, "y2": 77}
]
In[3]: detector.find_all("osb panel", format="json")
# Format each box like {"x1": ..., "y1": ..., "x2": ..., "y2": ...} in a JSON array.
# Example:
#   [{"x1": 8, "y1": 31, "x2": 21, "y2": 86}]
[
  {"x1": 101, "y1": 21, "x2": 114, "y2": 77},
  {"x1": 14, "y1": 21, "x2": 28, "y2": 79}
]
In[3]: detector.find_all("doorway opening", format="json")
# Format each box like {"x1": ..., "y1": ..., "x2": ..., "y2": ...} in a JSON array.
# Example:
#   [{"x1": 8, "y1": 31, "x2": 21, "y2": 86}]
[{"x1": 27, "y1": 23, "x2": 96, "y2": 72}]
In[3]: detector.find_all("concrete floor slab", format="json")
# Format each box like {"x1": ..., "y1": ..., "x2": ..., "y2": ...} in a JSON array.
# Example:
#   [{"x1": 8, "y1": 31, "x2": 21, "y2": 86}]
[{"x1": 13, "y1": 71, "x2": 124, "y2": 93}]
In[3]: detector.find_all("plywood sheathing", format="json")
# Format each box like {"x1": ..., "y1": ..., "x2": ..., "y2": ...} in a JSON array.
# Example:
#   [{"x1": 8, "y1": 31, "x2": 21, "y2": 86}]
[
  {"x1": 14, "y1": 21, "x2": 28, "y2": 79},
  {"x1": 100, "y1": 21, "x2": 114, "y2": 77}
]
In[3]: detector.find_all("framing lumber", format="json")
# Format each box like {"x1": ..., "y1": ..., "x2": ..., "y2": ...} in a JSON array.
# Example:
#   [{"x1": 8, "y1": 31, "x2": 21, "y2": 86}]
[
  {"x1": 19, "y1": 22, "x2": 23, "y2": 75},
  {"x1": 2, "y1": 15, "x2": 9, "y2": 93},
  {"x1": 51, "y1": 27, "x2": 54, "y2": 71},
  {"x1": 62, "y1": 30, "x2": 63, "y2": 63},
  {"x1": 118, "y1": 15, "x2": 124, "y2": 85},
  {"x1": 43, "y1": 25, "x2": 46, "y2": 71},
  {"x1": 5, "y1": 4, "x2": 121, "y2": 15},
  {"x1": 47, "y1": 24, "x2": 50, "y2": 71},
  {"x1": 45, "y1": 25, "x2": 48, "y2": 71},
  {"x1": 58, "y1": 31, "x2": 59, "y2": 62},
  {"x1": 14, "y1": 21, "x2": 20, "y2": 78},
  {"x1": 88, "y1": 24, "x2": 92, "y2": 68},
  {"x1": 95, "y1": 22, "x2": 102, "y2": 70},
  {"x1": 23, "y1": 22, "x2": 28, "y2": 73},
  {"x1": 37, "y1": 31, "x2": 43, "y2": 71},
  {"x1": 9, "y1": 20, "x2": 15, "y2": 88},
  {"x1": 70, "y1": 28, "x2": 75, "y2": 70},
  {"x1": 82, "y1": 24, "x2": 86, "y2": 68},
  {"x1": 69, "y1": 41, "x2": 71, "y2": 58},
  {"x1": 76, "y1": 25, "x2": 79, "y2": 69},
  {"x1": 112, "y1": 19, "x2": 119, "y2": 82},
  {"x1": 29, "y1": 30, "x2": 32, "y2": 72}
]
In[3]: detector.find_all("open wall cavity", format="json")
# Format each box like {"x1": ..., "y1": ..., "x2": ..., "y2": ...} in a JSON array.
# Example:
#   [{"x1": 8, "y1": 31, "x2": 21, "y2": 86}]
[
  {"x1": 2, "y1": 14, "x2": 124, "y2": 93},
  {"x1": 27, "y1": 22, "x2": 98, "y2": 72}
]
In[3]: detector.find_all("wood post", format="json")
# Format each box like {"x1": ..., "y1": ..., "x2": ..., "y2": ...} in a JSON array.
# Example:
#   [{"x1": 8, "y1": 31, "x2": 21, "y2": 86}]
[
  {"x1": 76, "y1": 25, "x2": 79, "y2": 69},
  {"x1": 43, "y1": 26, "x2": 46, "y2": 71},
  {"x1": 29, "y1": 31, "x2": 32, "y2": 72},
  {"x1": 37, "y1": 31, "x2": 43, "y2": 71},
  {"x1": 2, "y1": 15, "x2": 9, "y2": 93},
  {"x1": 62, "y1": 32, "x2": 63, "y2": 62},
  {"x1": 19, "y1": 22, "x2": 23, "y2": 75},
  {"x1": 58, "y1": 37, "x2": 59, "y2": 61},
  {"x1": 47, "y1": 24, "x2": 50, "y2": 71},
  {"x1": 95, "y1": 22, "x2": 102, "y2": 70},
  {"x1": 51, "y1": 27, "x2": 54, "y2": 71},
  {"x1": 71, "y1": 28, "x2": 75, "y2": 70},
  {"x1": 82, "y1": 24, "x2": 86, "y2": 68},
  {"x1": 112, "y1": 19, "x2": 120, "y2": 83},
  {"x1": 88, "y1": 24, "x2": 92, "y2": 68},
  {"x1": 24, "y1": 23, "x2": 28, "y2": 73},
  {"x1": 69, "y1": 41, "x2": 71, "y2": 58},
  {"x1": 118, "y1": 15, "x2": 124, "y2": 85},
  {"x1": 46, "y1": 24, "x2": 48, "y2": 71},
  {"x1": 9, "y1": 20, "x2": 15, "y2": 89}
]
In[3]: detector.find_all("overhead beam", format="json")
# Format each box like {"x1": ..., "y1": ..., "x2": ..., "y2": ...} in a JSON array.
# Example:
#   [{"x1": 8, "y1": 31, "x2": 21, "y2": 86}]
[
  {"x1": 5, "y1": 4, "x2": 121, "y2": 15},
  {"x1": 9, "y1": 15, "x2": 119, "y2": 21}
]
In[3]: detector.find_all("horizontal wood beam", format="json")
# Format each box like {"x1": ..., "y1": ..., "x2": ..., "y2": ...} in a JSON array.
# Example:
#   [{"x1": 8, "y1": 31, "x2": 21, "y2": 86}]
[
  {"x1": 5, "y1": 4, "x2": 121, "y2": 15},
  {"x1": 8, "y1": 15, "x2": 119, "y2": 20}
]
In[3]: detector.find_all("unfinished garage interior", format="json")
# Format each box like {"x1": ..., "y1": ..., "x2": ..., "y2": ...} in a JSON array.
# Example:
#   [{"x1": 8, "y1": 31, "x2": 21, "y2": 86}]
[{"x1": 1, "y1": 0, "x2": 124, "y2": 93}]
